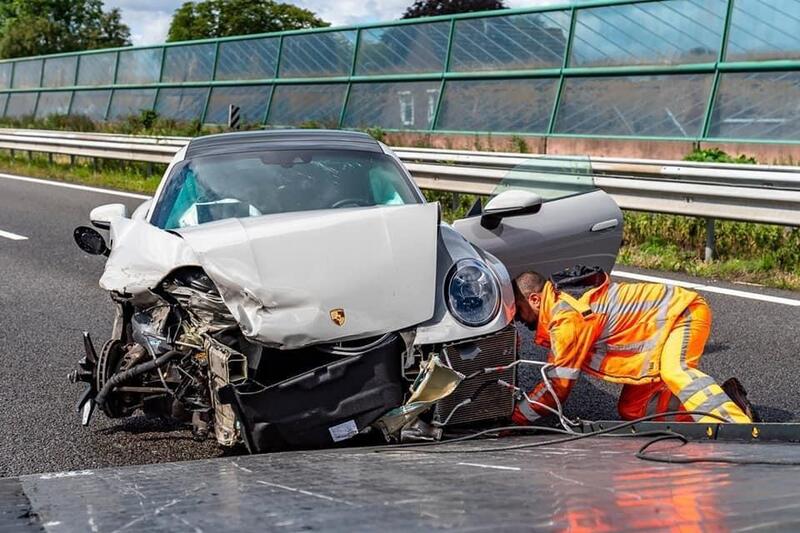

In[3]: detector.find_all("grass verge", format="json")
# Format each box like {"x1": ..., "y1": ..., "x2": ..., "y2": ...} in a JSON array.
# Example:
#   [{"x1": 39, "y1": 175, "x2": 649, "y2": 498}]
[
  {"x1": 619, "y1": 212, "x2": 800, "y2": 291},
  {"x1": 0, "y1": 151, "x2": 162, "y2": 194},
  {"x1": 617, "y1": 239, "x2": 800, "y2": 291}
]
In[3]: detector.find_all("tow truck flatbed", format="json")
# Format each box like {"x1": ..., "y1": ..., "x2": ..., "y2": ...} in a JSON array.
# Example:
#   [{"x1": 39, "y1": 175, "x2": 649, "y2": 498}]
[{"x1": 4, "y1": 433, "x2": 800, "y2": 531}]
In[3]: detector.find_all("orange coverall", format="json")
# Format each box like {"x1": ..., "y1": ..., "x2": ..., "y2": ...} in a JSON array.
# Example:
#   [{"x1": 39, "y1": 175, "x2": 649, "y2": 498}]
[{"x1": 513, "y1": 273, "x2": 751, "y2": 424}]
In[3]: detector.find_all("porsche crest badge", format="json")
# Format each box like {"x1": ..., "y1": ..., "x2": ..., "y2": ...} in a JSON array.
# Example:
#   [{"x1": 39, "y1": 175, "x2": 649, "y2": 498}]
[{"x1": 330, "y1": 308, "x2": 346, "y2": 327}]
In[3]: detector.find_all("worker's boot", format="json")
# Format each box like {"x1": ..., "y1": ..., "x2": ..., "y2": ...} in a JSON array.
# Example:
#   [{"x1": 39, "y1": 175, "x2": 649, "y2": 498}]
[{"x1": 721, "y1": 377, "x2": 760, "y2": 423}]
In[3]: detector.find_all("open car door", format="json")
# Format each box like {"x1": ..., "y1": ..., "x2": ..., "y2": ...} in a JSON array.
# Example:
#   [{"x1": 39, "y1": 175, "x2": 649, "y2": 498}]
[{"x1": 452, "y1": 157, "x2": 623, "y2": 278}]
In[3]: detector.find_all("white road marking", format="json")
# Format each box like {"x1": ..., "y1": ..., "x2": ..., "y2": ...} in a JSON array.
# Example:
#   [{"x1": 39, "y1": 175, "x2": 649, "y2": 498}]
[
  {"x1": 457, "y1": 462, "x2": 521, "y2": 471},
  {"x1": 0, "y1": 172, "x2": 150, "y2": 199},
  {"x1": 613, "y1": 269, "x2": 800, "y2": 307},
  {"x1": 0, "y1": 228, "x2": 27, "y2": 240}
]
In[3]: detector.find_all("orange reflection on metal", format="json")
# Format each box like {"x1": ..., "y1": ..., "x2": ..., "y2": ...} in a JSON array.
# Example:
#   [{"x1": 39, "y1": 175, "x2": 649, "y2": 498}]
[{"x1": 556, "y1": 458, "x2": 732, "y2": 532}]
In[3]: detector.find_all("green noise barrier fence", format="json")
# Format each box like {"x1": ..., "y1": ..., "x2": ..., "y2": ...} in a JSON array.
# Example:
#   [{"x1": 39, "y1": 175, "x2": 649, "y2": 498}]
[{"x1": 0, "y1": 0, "x2": 799, "y2": 144}]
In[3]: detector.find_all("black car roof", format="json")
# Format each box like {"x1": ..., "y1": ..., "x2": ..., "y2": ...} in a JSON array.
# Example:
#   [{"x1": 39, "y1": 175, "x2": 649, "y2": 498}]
[{"x1": 184, "y1": 129, "x2": 383, "y2": 159}]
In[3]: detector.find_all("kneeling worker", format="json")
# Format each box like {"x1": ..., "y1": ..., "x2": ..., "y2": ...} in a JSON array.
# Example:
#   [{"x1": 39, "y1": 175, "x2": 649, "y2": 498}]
[{"x1": 511, "y1": 266, "x2": 755, "y2": 425}]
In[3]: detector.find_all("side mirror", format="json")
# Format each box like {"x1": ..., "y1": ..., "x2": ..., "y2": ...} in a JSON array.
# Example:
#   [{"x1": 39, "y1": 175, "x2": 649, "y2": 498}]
[
  {"x1": 89, "y1": 203, "x2": 127, "y2": 230},
  {"x1": 481, "y1": 189, "x2": 543, "y2": 230},
  {"x1": 74, "y1": 226, "x2": 109, "y2": 256}
]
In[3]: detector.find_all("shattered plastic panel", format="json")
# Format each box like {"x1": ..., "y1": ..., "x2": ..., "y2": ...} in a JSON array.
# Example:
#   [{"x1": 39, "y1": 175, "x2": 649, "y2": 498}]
[{"x1": 375, "y1": 356, "x2": 463, "y2": 436}]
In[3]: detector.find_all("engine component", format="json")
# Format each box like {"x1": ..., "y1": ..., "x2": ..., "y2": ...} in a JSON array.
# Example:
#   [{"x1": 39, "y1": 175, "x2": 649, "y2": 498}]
[
  {"x1": 218, "y1": 334, "x2": 405, "y2": 453},
  {"x1": 94, "y1": 349, "x2": 182, "y2": 412},
  {"x1": 435, "y1": 326, "x2": 518, "y2": 425},
  {"x1": 161, "y1": 268, "x2": 236, "y2": 331},
  {"x1": 206, "y1": 339, "x2": 248, "y2": 446}
]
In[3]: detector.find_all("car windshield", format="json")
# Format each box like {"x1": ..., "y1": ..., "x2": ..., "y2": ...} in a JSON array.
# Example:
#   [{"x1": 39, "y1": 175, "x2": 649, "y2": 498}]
[{"x1": 150, "y1": 149, "x2": 420, "y2": 230}]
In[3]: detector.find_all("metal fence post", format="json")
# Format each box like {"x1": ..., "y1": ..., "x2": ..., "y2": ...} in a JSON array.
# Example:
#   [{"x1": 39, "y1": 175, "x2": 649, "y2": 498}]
[
  {"x1": 547, "y1": 7, "x2": 576, "y2": 137},
  {"x1": 701, "y1": 0, "x2": 735, "y2": 142},
  {"x1": 705, "y1": 218, "x2": 716, "y2": 262},
  {"x1": 430, "y1": 18, "x2": 456, "y2": 132}
]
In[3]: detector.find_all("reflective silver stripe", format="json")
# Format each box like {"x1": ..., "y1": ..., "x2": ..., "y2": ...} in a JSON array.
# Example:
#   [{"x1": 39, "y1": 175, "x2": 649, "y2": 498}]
[
  {"x1": 518, "y1": 394, "x2": 543, "y2": 422},
  {"x1": 678, "y1": 307, "x2": 692, "y2": 372},
  {"x1": 597, "y1": 283, "x2": 665, "y2": 320},
  {"x1": 593, "y1": 284, "x2": 620, "y2": 339},
  {"x1": 588, "y1": 343, "x2": 606, "y2": 371},
  {"x1": 659, "y1": 286, "x2": 674, "y2": 326},
  {"x1": 551, "y1": 301, "x2": 574, "y2": 319},
  {"x1": 687, "y1": 368, "x2": 706, "y2": 380},
  {"x1": 712, "y1": 404, "x2": 734, "y2": 423},
  {"x1": 546, "y1": 366, "x2": 580, "y2": 380},
  {"x1": 609, "y1": 297, "x2": 661, "y2": 320},
  {"x1": 645, "y1": 393, "x2": 661, "y2": 415},
  {"x1": 607, "y1": 336, "x2": 660, "y2": 354},
  {"x1": 591, "y1": 283, "x2": 618, "y2": 316},
  {"x1": 694, "y1": 392, "x2": 733, "y2": 417},
  {"x1": 667, "y1": 394, "x2": 683, "y2": 412},
  {"x1": 593, "y1": 284, "x2": 672, "y2": 344},
  {"x1": 676, "y1": 377, "x2": 717, "y2": 404}
]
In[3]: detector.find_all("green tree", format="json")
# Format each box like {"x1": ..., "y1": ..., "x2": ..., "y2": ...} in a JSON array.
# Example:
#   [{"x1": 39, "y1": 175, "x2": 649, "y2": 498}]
[
  {"x1": 402, "y1": 0, "x2": 506, "y2": 18},
  {"x1": 167, "y1": 0, "x2": 328, "y2": 42},
  {"x1": 0, "y1": 0, "x2": 130, "y2": 59}
]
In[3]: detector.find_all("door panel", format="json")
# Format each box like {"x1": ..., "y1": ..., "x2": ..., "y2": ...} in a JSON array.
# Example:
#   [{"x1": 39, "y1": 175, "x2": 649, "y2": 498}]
[{"x1": 453, "y1": 189, "x2": 623, "y2": 278}]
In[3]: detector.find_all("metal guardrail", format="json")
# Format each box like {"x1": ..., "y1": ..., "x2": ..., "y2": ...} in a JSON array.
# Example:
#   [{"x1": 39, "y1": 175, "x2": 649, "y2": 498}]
[{"x1": 1, "y1": 129, "x2": 799, "y2": 230}]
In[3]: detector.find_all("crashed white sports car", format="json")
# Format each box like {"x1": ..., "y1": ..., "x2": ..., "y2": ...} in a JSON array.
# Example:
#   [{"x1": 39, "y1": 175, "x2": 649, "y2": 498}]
[{"x1": 71, "y1": 130, "x2": 622, "y2": 452}]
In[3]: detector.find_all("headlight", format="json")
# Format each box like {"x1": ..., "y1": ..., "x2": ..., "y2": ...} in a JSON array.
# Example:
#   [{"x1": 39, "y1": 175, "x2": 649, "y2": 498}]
[{"x1": 446, "y1": 259, "x2": 500, "y2": 327}]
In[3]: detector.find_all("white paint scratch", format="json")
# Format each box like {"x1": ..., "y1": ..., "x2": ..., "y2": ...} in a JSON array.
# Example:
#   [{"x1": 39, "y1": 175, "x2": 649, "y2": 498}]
[
  {"x1": 457, "y1": 462, "x2": 521, "y2": 471},
  {"x1": 231, "y1": 462, "x2": 253, "y2": 474},
  {"x1": 256, "y1": 480, "x2": 354, "y2": 506},
  {"x1": 173, "y1": 514, "x2": 204, "y2": 533},
  {"x1": 110, "y1": 499, "x2": 180, "y2": 533}
]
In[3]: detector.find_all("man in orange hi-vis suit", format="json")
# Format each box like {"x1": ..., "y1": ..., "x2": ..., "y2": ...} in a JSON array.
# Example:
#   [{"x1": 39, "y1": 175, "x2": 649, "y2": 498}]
[{"x1": 511, "y1": 266, "x2": 756, "y2": 425}]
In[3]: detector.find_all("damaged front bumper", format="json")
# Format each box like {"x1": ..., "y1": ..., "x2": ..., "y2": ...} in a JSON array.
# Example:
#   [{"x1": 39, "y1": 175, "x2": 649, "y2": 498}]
[
  {"x1": 218, "y1": 334, "x2": 406, "y2": 453},
  {"x1": 217, "y1": 326, "x2": 519, "y2": 453}
]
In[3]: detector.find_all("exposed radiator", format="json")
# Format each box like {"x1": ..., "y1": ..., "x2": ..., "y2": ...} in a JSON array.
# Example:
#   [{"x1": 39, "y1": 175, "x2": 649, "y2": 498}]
[{"x1": 435, "y1": 326, "x2": 518, "y2": 426}]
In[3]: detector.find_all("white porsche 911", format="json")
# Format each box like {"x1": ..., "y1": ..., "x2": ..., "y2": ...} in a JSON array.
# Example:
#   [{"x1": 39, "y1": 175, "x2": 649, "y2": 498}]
[{"x1": 70, "y1": 129, "x2": 622, "y2": 452}]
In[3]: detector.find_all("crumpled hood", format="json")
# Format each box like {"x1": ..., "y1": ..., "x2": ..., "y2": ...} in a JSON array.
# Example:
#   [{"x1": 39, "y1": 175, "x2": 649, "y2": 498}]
[{"x1": 175, "y1": 204, "x2": 439, "y2": 348}]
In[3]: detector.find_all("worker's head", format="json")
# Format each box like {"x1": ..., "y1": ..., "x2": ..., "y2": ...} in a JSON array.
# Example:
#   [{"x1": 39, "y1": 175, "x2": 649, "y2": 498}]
[{"x1": 513, "y1": 271, "x2": 547, "y2": 328}]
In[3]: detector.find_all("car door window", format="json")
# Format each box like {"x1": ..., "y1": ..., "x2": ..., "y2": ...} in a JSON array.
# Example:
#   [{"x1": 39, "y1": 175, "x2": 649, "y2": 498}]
[
  {"x1": 492, "y1": 157, "x2": 595, "y2": 201},
  {"x1": 453, "y1": 156, "x2": 622, "y2": 277}
]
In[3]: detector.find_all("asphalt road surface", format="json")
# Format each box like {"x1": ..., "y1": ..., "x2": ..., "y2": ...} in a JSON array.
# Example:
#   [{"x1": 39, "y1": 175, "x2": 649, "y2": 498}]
[{"x1": 1, "y1": 174, "x2": 798, "y2": 478}]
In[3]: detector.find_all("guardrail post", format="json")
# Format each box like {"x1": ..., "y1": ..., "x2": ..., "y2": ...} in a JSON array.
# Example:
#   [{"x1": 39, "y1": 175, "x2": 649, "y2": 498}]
[{"x1": 705, "y1": 218, "x2": 716, "y2": 262}]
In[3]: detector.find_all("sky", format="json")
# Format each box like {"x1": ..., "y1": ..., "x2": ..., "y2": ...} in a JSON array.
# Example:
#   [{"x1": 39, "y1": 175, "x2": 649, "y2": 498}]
[{"x1": 104, "y1": 0, "x2": 566, "y2": 46}]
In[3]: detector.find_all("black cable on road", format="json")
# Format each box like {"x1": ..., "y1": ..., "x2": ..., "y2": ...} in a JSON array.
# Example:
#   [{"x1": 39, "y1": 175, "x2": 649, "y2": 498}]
[
  {"x1": 376, "y1": 411, "x2": 725, "y2": 454},
  {"x1": 378, "y1": 411, "x2": 800, "y2": 467}
]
